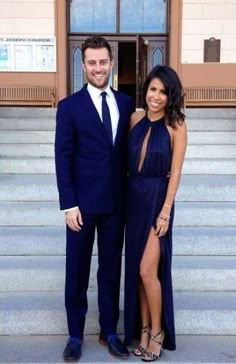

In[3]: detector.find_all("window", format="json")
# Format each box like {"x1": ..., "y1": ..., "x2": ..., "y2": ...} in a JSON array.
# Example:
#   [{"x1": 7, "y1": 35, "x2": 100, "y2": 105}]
[
  {"x1": 153, "y1": 47, "x2": 163, "y2": 66},
  {"x1": 70, "y1": 0, "x2": 116, "y2": 32},
  {"x1": 70, "y1": 0, "x2": 167, "y2": 34},
  {"x1": 73, "y1": 47, "x2": 83, "y2": 92},
  {"x1": 120, "y1": 0, "x2": 167, "y2": 33}
]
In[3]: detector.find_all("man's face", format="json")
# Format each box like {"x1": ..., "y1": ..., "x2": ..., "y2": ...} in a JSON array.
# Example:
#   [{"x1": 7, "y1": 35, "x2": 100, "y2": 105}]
[{"x1": 83, "y1": 47, "x2": 114, "y2": 90}]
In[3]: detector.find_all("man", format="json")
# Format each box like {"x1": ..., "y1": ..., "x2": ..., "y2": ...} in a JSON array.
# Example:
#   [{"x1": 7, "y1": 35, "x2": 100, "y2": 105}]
[{"x1": 55, "y1": 36, "x2": 135, "y2": 362}]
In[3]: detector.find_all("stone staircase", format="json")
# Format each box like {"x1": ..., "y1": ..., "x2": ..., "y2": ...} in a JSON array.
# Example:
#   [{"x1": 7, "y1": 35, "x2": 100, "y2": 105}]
[{"x1": 0, "y1": 107, "x2": 236, "y2": 363}]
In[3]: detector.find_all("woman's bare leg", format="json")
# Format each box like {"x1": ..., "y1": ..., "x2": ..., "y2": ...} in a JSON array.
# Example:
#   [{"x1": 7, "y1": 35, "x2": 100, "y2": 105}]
[
  {"x1": 136, "y1": 280, "x2": 150, "y2": 350},
  {"x1": 140, "y1": 227, "x2": 163, "y2": 354}
]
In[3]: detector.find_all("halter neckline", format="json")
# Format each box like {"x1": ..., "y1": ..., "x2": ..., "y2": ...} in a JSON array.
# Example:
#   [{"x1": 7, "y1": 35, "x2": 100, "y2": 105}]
[{"x1": 145, "y1": 111, "x2": 165, "y2": 124}]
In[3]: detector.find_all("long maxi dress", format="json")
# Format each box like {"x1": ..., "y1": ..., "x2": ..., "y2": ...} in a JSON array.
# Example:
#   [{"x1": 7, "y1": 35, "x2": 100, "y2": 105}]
[{"x1": 124, "y1": 114, "x2": 176, "y2": 351}]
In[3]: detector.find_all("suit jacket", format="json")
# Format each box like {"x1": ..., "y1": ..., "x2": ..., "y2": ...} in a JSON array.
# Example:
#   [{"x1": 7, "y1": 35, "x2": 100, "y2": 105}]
[{"x1": 55, "y1": 85, "x2": 135, "y2": 214}]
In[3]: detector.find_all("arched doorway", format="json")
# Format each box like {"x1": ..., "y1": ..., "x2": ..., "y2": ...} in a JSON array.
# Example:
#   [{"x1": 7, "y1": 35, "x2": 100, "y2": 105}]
[{"x1": 68, "y1": 0, "x2": 169, "y2": 107}]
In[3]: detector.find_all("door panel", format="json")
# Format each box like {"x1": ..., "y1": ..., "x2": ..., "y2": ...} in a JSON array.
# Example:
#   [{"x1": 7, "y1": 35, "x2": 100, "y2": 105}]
[
  {"x1": 110, "y1": 42, "x2": 119, "y2": 90},
  {"x1": 137, "y1": 36, "x2": 148, "y2": 106},
  {"x1": 147, "y1": 40, "x2": 167, "y2": 70},
  {"x1": 70, "y1": 40, "x2": 83, "y2": 94},
  {"x1": 137, "y1": 37, "x2": 167, "y2": 106}
]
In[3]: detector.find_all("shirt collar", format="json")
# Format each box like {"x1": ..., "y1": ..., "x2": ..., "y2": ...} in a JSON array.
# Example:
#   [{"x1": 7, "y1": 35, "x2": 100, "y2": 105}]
[{"x1": 87, "y1": 83, "x2": 112, "y2": 99}]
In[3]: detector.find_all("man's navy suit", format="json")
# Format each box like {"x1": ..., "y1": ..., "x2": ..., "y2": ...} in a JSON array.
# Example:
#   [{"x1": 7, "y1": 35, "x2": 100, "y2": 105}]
[{"x1": 55, "y1": 85, "x2": 135, "y2": 339}]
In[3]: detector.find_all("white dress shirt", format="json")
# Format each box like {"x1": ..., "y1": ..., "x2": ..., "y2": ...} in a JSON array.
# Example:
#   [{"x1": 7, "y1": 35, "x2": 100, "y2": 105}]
[
  {"x1": 65, "y1": 83, "x2": 120, "y2": 212},
  {"x1": 87, "y1": 83, "x2": 119, "y2": 143}
]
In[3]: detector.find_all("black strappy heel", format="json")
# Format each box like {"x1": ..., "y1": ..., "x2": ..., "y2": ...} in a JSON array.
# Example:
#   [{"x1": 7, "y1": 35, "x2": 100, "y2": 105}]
[
  {"x1": 141, "y1": 329, "x2": 165, "y2": 362},
  {"x1": 133, "y1": 325, "x2": 150, "y2": 357}
]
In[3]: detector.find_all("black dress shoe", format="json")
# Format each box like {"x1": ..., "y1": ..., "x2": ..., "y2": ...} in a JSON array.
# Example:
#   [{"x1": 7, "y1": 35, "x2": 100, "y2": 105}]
[
  {"x1": 99, "y1": 332, "x2": 129, "y2": 359},
  {"x1": 63, "y1": 339, "x2": 82, "y2": 362}
]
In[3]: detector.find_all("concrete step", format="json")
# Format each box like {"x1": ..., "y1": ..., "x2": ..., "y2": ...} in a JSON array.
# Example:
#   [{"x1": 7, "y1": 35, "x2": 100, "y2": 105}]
[
  {"x1": 0, "y1": 130, "x2": 54, "y2": 143},
  {"x1": 173, "y1": 201, "x2": 236, "y2": 227},
  {"x1": 1, "y1": 201, "x2": 235, "y2": 227},
  {"x1": 178, "y1": 175, "x2": 236, "y2": 201},
  {"x1": 0, "y1": 226, "x2": 66, "y2": 256},
  {"x1": 0, "y1": 143, "x2": 53, "y2": 157},
  {"x1": 0, "y1": 108, "x2": 235, "y2": 132},
  {"x1": 1, "y1": 226, "x2": 236, "y2": 257},
  {"x1": 0, "y1": 118, "x2": 55, "y2": 131},
  {"x1": 1, "y1": 130, "x2": 236, "y2": 144},
  {"x1": 1, "y1": 158, "x2": 236, "y2": 175},
  {"x1": 173, "y1": 227, "x2": 236, "y2": 256},
  {"x1": 1, "y1": 175, "x2": 235, "y2": 202},
  {"x1": 0, "y1": 158, "x2": 54, "y2": 174},
  {"x1": 0, "y1": 107, "x2": 56, "y2": 118},
  {"x1": 186, "y1": 118, "x2": 236, "y2": 131},
  {"x1": 1, "y1": 117, "x2": 235, "y2": 132},
  {"x1": 1, "y1": 144, "x2": 236, "y2": 159},
  {"x1": 185, "y1": 107, "x2": 236, "y2": 118},
  {"x1": 186, "y1": 145, "x2": 236, "y2": 159},
  {"x1": 188, "y1": 131, "x2": 236, "y2": 144},
  {"x1": 0, "y1": 201, "x2": 64, "y2": 226},
  {"x1": 0, "y1": 256, "x2": 235, "y2": 292},
  {"x1": 1, "y1": 106, "x2": 235, "y2": 119},
  {"x1": 183, "y1": 159, "x2": 236, "y2": 174},
  {"x1": 172, "y1": 256, "x2": 236, "y2": 291},
  {"x1": 0, "y1": 106, "x2": 235, "y2": 118},
  {"x1": 0, "y1": 290, "x2": 235, "y2": 335},
  {"x1": 0, "y1": 175, "x2": 58, "y2": 201},
  {"x1": 0, "y1": 334, "x2": 236, "y2": 364}
]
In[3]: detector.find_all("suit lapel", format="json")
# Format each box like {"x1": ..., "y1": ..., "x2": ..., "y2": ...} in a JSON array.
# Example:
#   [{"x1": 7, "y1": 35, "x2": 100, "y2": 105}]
[{"x1": 79, "y1": 85, "x2": 111, "y2": 141}]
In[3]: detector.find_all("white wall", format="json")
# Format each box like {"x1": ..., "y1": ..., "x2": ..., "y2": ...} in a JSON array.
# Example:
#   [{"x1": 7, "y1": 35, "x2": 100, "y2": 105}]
[
  {"x1": 0, "y1": 0, "x2": 54, "y2": 35},
  {"x1": 182, "y1": 0, "x2": 236, "y2": 63}
]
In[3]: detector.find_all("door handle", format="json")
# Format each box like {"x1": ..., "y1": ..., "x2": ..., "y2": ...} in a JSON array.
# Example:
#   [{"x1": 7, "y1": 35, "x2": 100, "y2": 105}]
[{"x1": 113, "y1": 74, "x2": 118, "y2": 90}]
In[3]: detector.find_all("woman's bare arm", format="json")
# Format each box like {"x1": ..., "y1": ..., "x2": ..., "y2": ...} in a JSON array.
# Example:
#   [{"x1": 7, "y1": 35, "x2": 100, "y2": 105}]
[
  {"x1": 162, "y1": 121, "x2": 187, "y2": 216},
  {"x1": 155, "y1": 120, "x2": 187, "y2": 237}
]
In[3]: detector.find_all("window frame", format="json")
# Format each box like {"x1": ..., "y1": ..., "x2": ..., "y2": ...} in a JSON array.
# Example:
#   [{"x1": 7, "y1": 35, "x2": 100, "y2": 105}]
[{"x1": 67, "y1": 0, "x2": 169, "y2": 35}]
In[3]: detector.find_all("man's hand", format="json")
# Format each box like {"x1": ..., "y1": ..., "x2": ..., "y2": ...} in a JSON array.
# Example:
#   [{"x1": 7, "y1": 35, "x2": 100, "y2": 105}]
[{"x1": 65, "y1": 208, "x2": 83, "y2": 232}]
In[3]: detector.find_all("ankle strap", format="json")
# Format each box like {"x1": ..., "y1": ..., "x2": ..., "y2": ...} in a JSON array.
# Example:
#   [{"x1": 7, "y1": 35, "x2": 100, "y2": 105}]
[
  {"x1": 151, "y1": 330, "x2": 164, "y2": 344},
  {"x1": 141, "y1": 325, "x2": 150, "y2": 334}
]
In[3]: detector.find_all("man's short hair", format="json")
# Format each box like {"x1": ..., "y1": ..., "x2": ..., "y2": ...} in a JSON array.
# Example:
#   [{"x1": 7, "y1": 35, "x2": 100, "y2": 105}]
[{"x1": 82, "y1": 36, "x2": 113, "y2": 62}]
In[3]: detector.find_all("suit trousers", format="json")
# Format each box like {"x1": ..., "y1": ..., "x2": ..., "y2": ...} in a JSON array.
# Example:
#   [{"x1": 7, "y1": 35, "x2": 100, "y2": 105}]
[{"x1": 65, "y1": 209, "x2": 125, "y2": 339}]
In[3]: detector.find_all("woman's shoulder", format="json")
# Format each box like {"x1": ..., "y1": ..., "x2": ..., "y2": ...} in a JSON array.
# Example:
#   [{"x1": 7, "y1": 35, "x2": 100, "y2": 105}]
[
  {"x1": 130, "y1": 109, "x2": 146, "y2": 130},
  {"x1": 172, "y1": 118, "x2": 187, "y2": 135}
]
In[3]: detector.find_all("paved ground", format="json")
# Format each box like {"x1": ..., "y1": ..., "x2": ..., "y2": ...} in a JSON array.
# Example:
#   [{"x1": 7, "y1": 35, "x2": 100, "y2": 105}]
[{"x1": 0, "y1": 335, "x2": 236, "y2": 363}]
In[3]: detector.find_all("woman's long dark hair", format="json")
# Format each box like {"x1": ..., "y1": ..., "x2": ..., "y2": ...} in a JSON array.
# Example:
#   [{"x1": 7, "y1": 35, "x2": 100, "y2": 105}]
[{"x1": 142, "y1": 65, "x2": 185, "y2": 128}]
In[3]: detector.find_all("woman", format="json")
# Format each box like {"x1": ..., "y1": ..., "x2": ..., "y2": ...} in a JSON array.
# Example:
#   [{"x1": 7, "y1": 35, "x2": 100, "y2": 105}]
[{"x1": 124, "y1": 65, "x2": 187, "y2": 362}]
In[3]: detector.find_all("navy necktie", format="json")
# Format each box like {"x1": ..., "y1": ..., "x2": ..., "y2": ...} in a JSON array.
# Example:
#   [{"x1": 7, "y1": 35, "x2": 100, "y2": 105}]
[{"x1": 101, "y1": 91, "x2": 113, "y2": 144}]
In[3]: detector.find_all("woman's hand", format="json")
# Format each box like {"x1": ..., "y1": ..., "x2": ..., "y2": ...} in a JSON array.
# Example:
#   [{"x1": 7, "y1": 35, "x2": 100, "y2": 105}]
[{"x1": 155, "y1": 213, "x2": 170, "y2": 237}]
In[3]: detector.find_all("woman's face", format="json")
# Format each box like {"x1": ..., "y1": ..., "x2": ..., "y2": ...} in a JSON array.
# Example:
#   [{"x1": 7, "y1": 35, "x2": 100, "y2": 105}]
[{"x1": 145, "y1": 77, "x2": 168, "y2": 117}]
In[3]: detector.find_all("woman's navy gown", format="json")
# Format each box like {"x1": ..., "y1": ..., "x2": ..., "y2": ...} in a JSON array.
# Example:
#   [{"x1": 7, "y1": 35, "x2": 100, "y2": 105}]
[{"x1": 124, "y1": 115, "x2": 176, "y2": 351}]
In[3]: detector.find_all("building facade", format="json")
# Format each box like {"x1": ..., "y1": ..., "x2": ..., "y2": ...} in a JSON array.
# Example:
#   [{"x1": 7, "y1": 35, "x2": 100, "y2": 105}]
[{"x1": 0, "y1": 0, "x2": 236, "y2": 107}]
